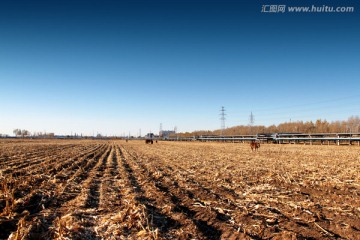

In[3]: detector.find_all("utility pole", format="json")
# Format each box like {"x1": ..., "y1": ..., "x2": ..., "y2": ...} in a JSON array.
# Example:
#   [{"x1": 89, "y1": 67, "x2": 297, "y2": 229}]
[{"x1": 220, "y1": 106, "x2": 226, "y2": 136}]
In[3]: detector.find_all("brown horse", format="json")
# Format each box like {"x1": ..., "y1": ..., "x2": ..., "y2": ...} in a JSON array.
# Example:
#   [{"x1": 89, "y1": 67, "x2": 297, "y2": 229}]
[{"x1": 250, "y1": 141, "x2": 260, "y2": 151}]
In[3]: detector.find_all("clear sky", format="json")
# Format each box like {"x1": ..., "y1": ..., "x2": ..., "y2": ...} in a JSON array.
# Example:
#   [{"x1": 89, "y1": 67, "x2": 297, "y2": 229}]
[{"x1": 1, "y1": 0, "x2": 359, "y2": 136}]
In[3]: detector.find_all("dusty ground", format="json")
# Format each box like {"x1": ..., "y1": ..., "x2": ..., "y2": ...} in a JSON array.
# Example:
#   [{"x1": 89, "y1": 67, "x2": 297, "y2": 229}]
[{"x1": 0, "y1": 139, "x2": 359, "y2": 239}]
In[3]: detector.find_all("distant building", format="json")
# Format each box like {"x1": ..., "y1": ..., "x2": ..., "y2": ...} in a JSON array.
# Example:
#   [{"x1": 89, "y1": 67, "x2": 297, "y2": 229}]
[{"x1": 159, "y1": 130, "x2": 175, "y2": 139}]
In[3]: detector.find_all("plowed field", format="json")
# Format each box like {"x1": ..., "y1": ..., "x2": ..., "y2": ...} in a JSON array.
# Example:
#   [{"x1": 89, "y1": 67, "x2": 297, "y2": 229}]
[{"x1": 0, "y1": 139, "x2": 359, "y2": 239}]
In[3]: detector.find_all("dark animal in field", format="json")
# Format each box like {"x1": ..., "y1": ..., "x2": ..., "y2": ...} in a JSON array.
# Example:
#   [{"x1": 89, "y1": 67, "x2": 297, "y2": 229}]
[
  {"x1": 145, "y1": 139, "x2": 153, "y2": 144},
  {"x1": 250, "y1": 141, "x2": 260, "y2": 151}
]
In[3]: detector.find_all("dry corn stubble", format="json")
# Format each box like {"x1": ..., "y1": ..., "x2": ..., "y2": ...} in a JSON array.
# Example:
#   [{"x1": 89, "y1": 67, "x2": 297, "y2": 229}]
[{"x1": 0, "y1": 139, "x2": 359, "y2": 239}]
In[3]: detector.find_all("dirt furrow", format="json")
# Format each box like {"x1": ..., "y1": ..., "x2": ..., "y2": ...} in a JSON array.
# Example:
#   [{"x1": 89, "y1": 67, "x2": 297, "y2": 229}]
[
  {"x1": 98, "y1": 144, "x2": 122, "y2": 211},
  {"x1": 91, "y1": 144, "x2": 151, "y2": 239},
  {"x1": 2, "y1": 143, "x2": 108, "y2": 239},
  {"x1": 83, "y1": 145, "x2": 110, "y2": 209},
  {"x1": 123, "y1": 141, "x2": 356, "y2": 239},
  {"x1": 121, "y1": 145, "x2": 246, "y2": 239},
  {"x1": 0, "y1": 143, "x2": 102, "y2": 213},
  {"x1": 0, "y1": 144, "x2": 76, "y2": 169},
  {"x1": 41, "y1": 145, "x2": 113, "y2": 240},
  {"x1": 0, "y1": 144, "x2": 103, "y2": 213},
  {"x1": 1, "y1": 139, "x2": 359, "y2": 239},
  {"x1": 4, "y1": 144, "x2": 96, "y2": 178}
]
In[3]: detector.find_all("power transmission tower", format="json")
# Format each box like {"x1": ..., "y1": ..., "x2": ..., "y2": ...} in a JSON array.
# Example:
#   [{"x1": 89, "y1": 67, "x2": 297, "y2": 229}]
[
  {"x1": 159, "y1": 123, "x2": 163, "y2": 136},
  {"x1": 249, "y1": 111, "x2": 254, "y2": 126},
  {"x1": 220, "y1": 106, "x2": 226, "y2": 136},
  {"x1": 249, "y1": 112, "x2": 255, "y2": 134}
]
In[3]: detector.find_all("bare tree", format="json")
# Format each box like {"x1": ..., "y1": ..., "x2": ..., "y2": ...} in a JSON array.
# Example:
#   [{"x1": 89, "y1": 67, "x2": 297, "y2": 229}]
[
  {"x1": 13, "y1": 129, "x2": 22, "y2": 136},
  {"x1": 347, "y1": 115, "x2": 360, "y2": 133},
  {"x1": 13, "y1": 129, "x2": 30, "y2": 137},
  {"x1": 21, "y1": 130, "x2": 30, "y2": 137}
]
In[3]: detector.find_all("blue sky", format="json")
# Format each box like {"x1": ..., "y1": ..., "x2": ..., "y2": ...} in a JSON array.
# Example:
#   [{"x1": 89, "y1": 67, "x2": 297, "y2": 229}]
[{"x1": 1, "y1": 0, "x2": 359, "y2": 136}]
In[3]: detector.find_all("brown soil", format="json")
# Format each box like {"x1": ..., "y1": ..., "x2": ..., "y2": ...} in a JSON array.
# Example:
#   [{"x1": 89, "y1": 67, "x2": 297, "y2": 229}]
[{"x1": 0, "y1": 139, "x2": 359, "y2": 239}]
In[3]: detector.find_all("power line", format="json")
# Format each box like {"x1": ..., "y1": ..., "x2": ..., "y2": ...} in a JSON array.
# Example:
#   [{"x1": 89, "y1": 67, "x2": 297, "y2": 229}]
[
  {"x1": 225, "y1": 94, "x2": 359, "y2": 127},
  {"x1": 229, "y1": 95, "x2": 360, "y2": 116}
]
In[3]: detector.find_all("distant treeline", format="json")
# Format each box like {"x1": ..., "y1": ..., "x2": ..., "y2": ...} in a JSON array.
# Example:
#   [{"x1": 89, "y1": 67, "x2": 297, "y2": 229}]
[{"x1": 175, "y1": 116, "x2": 360, "y2": 137}]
